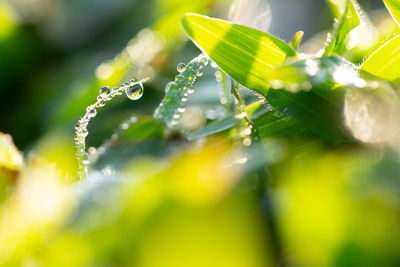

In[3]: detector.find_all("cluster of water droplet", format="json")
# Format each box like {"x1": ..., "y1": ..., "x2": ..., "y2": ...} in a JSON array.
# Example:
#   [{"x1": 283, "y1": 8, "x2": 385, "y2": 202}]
[
  {"x1": 231, "y1": 83, "x2": 257, "y2": 148},
  {"x1": 154, "y1": 54, "x2": 209, "y2": 128},
  {"x1": 75, "y1": 79, "x2": 146, "y2": 180}
]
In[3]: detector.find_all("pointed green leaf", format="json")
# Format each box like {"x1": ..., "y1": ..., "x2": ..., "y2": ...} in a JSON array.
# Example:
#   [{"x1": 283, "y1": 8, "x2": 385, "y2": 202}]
[
  {"x1": 289, "y1": 31, "x2": 304, "y2": 51},
  {"x1": 181, "y1": 13, "x2": 296, "y2": 94},
  {"x1": 361, "y1": 35, "x2": 400, "y2": 81},
  {"x1": 383, "y1": 0, "x2": 400, "y2": 25},
  {"x1": 324, "y1": 0, "x2": 360, "y2": 56}
]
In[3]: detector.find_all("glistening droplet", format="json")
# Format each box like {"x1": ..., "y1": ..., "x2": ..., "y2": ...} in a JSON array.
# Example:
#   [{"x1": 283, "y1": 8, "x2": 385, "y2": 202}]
[
  {"x1": 99, "y1": 86, "x2": 111, "y2": 97},
  {"x1": 177, "y1": 63, "x2": 187, "y2": 72},
  {"x1": 125, "y1": 82, "x2": 144, "y2": 100},
  {"x1": 87, "y1": 108, "x2": 97, "y2": 118}
]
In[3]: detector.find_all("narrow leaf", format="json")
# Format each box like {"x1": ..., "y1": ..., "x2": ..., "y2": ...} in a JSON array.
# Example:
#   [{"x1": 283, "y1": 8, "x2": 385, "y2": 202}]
[
  {"x1": 324, "y1": 0, "x2": 360, "y2": 56},
  {"x1": 361, "y1": 35, "x2": 400, "y2": 81},
  {"x1": 383, "y1": 0, "x2": 400, "y2": 26},
  {"x1": 181, "y1": 13, "x2": 296, "y2": 94},
  {"x1": 289, "y1": 31, "x2": 304, "y2": 51}
]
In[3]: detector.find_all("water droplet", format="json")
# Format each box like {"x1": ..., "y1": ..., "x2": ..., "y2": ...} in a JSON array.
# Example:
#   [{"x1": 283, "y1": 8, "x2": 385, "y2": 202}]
[
  {"x1": 114, "y1": 87, "x2": 123, "y2": 95},
  {"x1": 86, "y1": 105, "x2": 94, "y2": 112},
  {"x1": 200, "y1": 57, "x2": 209, "y2": 66},
  {"x1": 125, "y1": 82, "x2": 144, "y2": 100},
  {"x1": 121, "y1": 123, "x2": 129, "y2": 130},
  {"x1": 175, "y1": 75, "x2": 185, "y2": 83},
  {"x1": 81, "y1": 130, "x2": 89, "y2": 138},
  {"x1": 239, "y1": 127, "x2": 252, "y2": 137},
  {"x1": 99, "y1": 86, "x2": 111, "y2": 97},
  {"x1": 269, "y1": 80, "x2": 284, "y2": 89},
  {"x1": 243, "y1": 137, "x2": 252, "y2": 147},
  {"x1": 98, "y1": 100, "x2": 106, "y2": 107},
  {"x1": 87, "y1": 108, "x2": 97, "y2": 118},
  {"x1": 130, "y1": 116, "x2": 138, "y2": 123},
  {"x1": 188, "y1": 88, "x2": 195, "y2": 94},
  {"x1": 197, "y1": 70, "x2": 203, "y2": 77},
  {"x1": 177, "y1": 63, "x2": 187, "y2": 72},
  {"x1": 173, "y1": 113, "x2": 180, "y2": 120},
  {"x1": 88, "y1": 147, "x2": 97, "y2": 155}
]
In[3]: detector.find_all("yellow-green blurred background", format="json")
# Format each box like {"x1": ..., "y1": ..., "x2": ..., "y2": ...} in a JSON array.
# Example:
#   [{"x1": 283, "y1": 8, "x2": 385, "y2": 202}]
[{"x1": 1, "y1": 0, "x2": 400, "y2": 266}]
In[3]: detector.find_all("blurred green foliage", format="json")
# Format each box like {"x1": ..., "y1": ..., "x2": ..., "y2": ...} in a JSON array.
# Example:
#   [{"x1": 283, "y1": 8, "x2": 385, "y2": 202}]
[{"x1": 1, "y1": 0, "x2": 400, "y2": 266}]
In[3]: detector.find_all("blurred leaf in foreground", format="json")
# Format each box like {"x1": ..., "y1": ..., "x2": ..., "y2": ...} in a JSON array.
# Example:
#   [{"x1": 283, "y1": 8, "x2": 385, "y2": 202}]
[
  {"x1": 273, "y1": 147, "x2": 400, "y2": 266},
  {"x1": 0, "y1": 133, "x2": 23, "y2": 202}
]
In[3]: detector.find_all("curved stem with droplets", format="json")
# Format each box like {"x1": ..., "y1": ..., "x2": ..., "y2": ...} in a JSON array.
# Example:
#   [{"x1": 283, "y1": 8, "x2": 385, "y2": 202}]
[{"x1": 75, "y1": 78, "x2": 148, "y2": 181}]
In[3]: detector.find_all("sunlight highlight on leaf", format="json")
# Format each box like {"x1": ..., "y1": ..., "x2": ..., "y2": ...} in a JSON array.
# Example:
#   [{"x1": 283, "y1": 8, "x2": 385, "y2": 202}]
[
  {"x1": 181, "y1": 13, "x2": 296, "y2": 94},
  {"x1": 361, "y1": 35, "x2": 400, "y2": 81},
  {"x1": 383, "y1": 0, "x2": 400, "y2": 26}
]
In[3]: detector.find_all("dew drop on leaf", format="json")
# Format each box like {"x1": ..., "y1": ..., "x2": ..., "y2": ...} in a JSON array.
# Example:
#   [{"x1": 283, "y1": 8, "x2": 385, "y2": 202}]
[{"x1": 177, "y1": 63, "x2": 187, "y2": 72}]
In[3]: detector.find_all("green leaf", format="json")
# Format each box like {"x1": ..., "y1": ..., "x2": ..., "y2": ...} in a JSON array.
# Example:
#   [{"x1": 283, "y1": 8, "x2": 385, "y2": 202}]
[
  {"x1": 361, "y1": 35, "x2": 400, "y2": 81},
  {"x1": 120, "y1": 118, "x2": 166, "y2": 141},
  {"x1": 324, "y1": 0, "x2": 360, "y2": 56},
  {"x1": 253, "y1": 108, "x2": 318, "y2": 145},
  {"x1": 266, "y1": 56, "x2": 358, "y2": 142},
  {"x1": 188, "y1": 117, "x2": 235, "y2": 140},
  {"x1": 383, "y1": 0, "x2": 400, "y2": 26},
  {"x1": 327, "y1": 0, "x2": 347, "y2": 19},
  {"x1": 289, "y1": 31, "x2": 304, "y2": 51},
  {"x1": 187, "y1": 101, "x2": 265, "y2": 141},
  {"x1": 181, "y1": 13, "x2": 296, "y2": 94}
]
